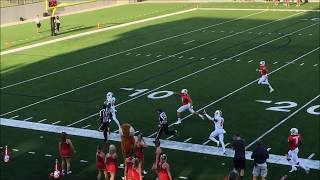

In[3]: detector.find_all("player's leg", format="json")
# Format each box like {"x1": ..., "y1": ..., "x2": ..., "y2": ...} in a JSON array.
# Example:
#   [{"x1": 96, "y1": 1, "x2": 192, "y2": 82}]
[
  {"x1": 218, "y1": 133, "x2": 226, "y2": 154},
  {"x1": 176, "y1": 105, "x2": 187, "y2": 124},
  {"x1": 163, "y1": 124, "x2": 176, "y2": 136},
  {"x1": 111, "y1": 110, "x2": 121, "y2": 129},
  {"x1": 293, "y1": 149, "x2": 309, "y2": 173},
  {"x1": 209, "y1": 131, "x2": 220, "y2": 146},
  {"x1": 66, "y1": 157, "x2": 72, "y2": 174},
  {"x1": 61, "y1": 158, "x2": 66, "y2": 173},
  {"x1": 287, "y1": 150, "x2": 298, "y2": 172},
  {"x1": 155, "y1": 125, "x2": 164, "y2": 141},
  {"x1": 97, "y1": 169, "x2": 102, "y2": 180},
  {"x1": 189, "y1": 105, "x2": 204, "y2": 120}
]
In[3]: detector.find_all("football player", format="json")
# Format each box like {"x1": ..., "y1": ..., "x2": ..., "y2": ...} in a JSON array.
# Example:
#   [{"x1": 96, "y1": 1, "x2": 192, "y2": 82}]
[
  {"x1": 203, "y1": 110, "x2": 226, "y2": 154},
  {"x1": 154, "y1": 109, "x2": 178, "y2": 142},
  {"x1": 257, "y1": 61, "x2": 274, "y2": 93},
  {"x1": 175, "y1": 89, "x2": 204, "y2": 124},
  {"x1": 104, "y1": 92, "x2": 121, "y2": 129},
  {"x1": 286, "y1": 128, "x2": 309, "y2": 173}
]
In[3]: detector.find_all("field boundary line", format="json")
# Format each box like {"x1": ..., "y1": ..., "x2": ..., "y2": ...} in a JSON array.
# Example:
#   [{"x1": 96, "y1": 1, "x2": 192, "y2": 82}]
[
  {"x1": 1, "y1": 17, "x2": 315, "y2": 118},
  {"x1": 0, "y1": 8, "x2": 197, "y2": 56},
  {"x1": 1, "y1": 10, "x2": 267, "y2": 90},
  {"x1": 1, "y1": 118, "x2": 319, "y2": 170},
  {"x1": 198, "y1": 7, "x2": 320, "y2": 12},
  {"x1": 246, "y1": 94, "x2": 320, "y2": 149}
]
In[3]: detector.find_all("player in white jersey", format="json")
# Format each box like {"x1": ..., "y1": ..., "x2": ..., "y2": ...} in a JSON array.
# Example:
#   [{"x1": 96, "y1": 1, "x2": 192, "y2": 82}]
[
  {"x1": 203, "y1": 110, "x2": 226, "y2": 154},
  {"x1": 104, "y1": 92, "x2": 121, "y2": 129}
]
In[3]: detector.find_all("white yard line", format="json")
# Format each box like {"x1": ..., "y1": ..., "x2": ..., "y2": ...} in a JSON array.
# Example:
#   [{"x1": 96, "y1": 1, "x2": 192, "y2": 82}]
[
  {"x1": 1, "y1": 118, "x2": 319, "y2": 170},
  {"x1": 246, "y1": 94, "x2": 320, "y2": 149},
  {"x1": 183, "y1": 40, "x2": 195, "y2": 44},
  {"x1": 10, "y1": 115, "x2": 19, "y2": 119},
  {"x1": 37, "y1": 119, "x2": 47, "y2": 123},
  {"x1": 81, "y1": 125, "x2": 91, "y2": 129},
  {"x1": 52, "y1": 121, "x2": 61, "y2": 125},
  {"x1": 0, "y1": 9, "x2": 198, "y2": 56},
  {"x1": 183, "y1": 137, "x2": 192, "y2": 142},
  {"x1": 66, "y1": 15, "x2": 311, "y2": 127},
  {"x1": 23, "y1": 117, "x2": 33, "y2": 121},
  {"x1": 0, "y1": 10, "x2": 267, "y2": 90}
]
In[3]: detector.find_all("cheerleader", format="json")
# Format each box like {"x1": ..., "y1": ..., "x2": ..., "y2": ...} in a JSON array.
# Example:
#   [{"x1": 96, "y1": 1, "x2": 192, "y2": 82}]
[
  {"x1": 96, "y1": 145, "x2": 107, "y2": 180},
  {"x1": 105, "y1": 144, "x2": 117, "y2": 180}
]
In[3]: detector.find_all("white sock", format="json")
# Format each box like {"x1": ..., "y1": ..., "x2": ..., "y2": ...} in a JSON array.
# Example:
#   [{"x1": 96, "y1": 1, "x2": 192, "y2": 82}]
[{"x1": 209, "y1": 137, "x2": 219, "y2": 144}]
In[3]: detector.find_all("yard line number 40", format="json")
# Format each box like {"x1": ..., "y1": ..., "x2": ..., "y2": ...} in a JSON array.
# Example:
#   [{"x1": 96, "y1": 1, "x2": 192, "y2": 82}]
[{"x1": 256, "y1": 100, "x2": 320, "y2": 116}]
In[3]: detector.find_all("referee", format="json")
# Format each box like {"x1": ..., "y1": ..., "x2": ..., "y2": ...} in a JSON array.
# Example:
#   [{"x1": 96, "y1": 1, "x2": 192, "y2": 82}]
[
  {"x1": 98, "y1": 103, "x2": 112, "y2": 143},
  {"x1": 154, "y1": 109, "x2": 178, "y2": 142}
]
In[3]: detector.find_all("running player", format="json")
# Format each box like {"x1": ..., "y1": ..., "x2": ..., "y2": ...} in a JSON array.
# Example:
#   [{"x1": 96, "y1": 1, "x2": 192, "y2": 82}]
[
  {"x1": 203, "y1": 110, "x2": 226, "y2": 154},
  {"x1": 175, "y1": 89, "x2": 204, "y2": 124},
  {"x1": 98, "y1": 104, "x2": 112, "y2": 144},
  {"x1": 105, "y1": 92, "x2": 121, "y2": 129},
  {"x1": 286, "y1": 128, "x2": 309, "y2": 173},
  {"x1": 257, "y1": 61, "x2": 274, "y2": 93},
  {"x1": 155, "y1": 109, "x2": 178, "y2": 141}
]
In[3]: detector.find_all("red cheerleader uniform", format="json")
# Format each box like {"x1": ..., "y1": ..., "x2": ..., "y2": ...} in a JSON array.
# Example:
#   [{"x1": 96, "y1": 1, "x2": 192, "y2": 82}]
[
  {"x1": 135, "y1": 145, "x2": 144, "y2": 159},
  {"x1": 106, "y1": 156, "x2": 117, "y2": 174},
  {"x1": 96, "y1": 153, "x2": 105, "y2": 170},
  {"x1": 60, "y1": 140, "x2": 71, "y2": 158},
  {"x1": 159, "y1": 164, "x2": 170, "y2": 180}
]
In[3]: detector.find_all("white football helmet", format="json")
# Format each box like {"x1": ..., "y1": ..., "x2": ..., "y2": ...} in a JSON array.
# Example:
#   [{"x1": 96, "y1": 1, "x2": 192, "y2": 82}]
[
  {"x1": 106, "y1": 92, "x2": 113, "y2": 98},
  {"x1": 181, "y1": 89, "x2": 188, "y2": 94},
  {"x1": 290, "y1": 128, "x2": 298, "y2": 135},
  {"x1": 260, "y1": 61, "x2": 265, "y2": 65},
  {"x1": 214, "y1": 110, "x2": 222, "y2": 117}
]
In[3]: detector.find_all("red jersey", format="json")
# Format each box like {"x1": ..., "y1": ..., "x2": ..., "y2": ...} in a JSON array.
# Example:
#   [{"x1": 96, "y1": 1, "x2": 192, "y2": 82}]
[
  {"x1": 288, "y1": 134, "x2": 302, "y2": 150},
  {"x1": 96, "y1": 152, "x2": 105, "y2": 170},
  {"x1": 60, "y1": 140, "x2": 71, "y2": 158},
  {"x1": 180, "y1": 93, "x2": 190, "y2": 105},
  {"x1": 106, "y1": 156, "x2": 117, "y2": 173},
  {"x1": 260, "y1": 65, "x2": 267, "y2": 75},
  {"x1": 159, "y1": 164, "x2": 170, "y2": 180}
]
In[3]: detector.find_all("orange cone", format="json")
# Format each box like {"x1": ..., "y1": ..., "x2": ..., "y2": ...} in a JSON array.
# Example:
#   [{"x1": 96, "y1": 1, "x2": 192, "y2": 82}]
[{"x1": 3, "y1": 145, "x2": 10, "y2": 163}]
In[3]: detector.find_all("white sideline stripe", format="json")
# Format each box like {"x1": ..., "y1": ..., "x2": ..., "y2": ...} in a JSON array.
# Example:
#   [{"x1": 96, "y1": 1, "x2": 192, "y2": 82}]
[
  {"x1": 66, "y1": 13, "x2": 308, "y2": 127},
  {"x1": 37, "y1": 119, "x2": 47, "y2": 123},
  {"x1": 10, "y1": 115, "x2": 19, "y2": 119},
  {"x1": 246, "y1": 94, "x2": 320, "y2": 149},
  {"x1": 183, "y1": 40, "x2": 195, "y2": 44},
  {"x1": 12, "y1": 148, "x2": 19, "y2": 152},
  {"x1": 52, "y1": 121, "x2": 61, "y2": 125},
  {"x1": 24, "y1": 117, "x2": 33, "y2": 121},
  {"x1": 81, "y1": 125, "x2": 91, "y2": 129},
  {"x1": 203, "y1": 140, "x2": 211, "y2": 145},
  {"x1": 308, "y1": 153, "x2": 315, "y2": 159},
  {"x1": 0, "y1": 8, "x2": 198, "y2": 56},
  {"x1": 198, "y1": 8, "x2": 320, "y2": 12},
  {"x1": 28, "y1": 151, "x2": 36, "y2": 154},
  {"x1": 0, "y1": 10, "x2": 266, "y2": 90},
  {"x1": 1, "y1": 118, "x2": 319, "y2": 170},
  {"x1": 183, "y1": 138, "x2": 192, "y2": 142},
  {"x1": 166, "y1": 135, "x2": 174, "y2": 140}
]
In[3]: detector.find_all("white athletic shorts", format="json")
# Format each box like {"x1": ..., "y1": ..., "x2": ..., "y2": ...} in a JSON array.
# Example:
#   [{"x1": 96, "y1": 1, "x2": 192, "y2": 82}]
[{"x1": 177, "y1": 103, "x2": 195, "y2": 113}]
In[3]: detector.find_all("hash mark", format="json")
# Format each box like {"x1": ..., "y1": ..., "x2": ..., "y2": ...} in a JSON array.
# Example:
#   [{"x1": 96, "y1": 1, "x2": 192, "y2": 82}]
[
  {"x1": 38, "y1": 119, "x2": 47, "y2": 123},
  {"x1": 52, "y1": 121, "x2": 61, "y2": 125},
  {"x1": 202, "y1": 140, "x2": 210, "y2": 145}
]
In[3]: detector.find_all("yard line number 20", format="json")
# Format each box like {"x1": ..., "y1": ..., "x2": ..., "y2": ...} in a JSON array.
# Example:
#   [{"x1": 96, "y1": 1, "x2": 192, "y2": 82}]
[{"x1": 265, "y1": 101, "x2": 320, "y2": 116}]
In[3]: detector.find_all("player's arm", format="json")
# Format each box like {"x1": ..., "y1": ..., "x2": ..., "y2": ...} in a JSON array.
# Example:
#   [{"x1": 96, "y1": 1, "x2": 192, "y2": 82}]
[
  {"x1": 68, "y1": 139, "x2": 76, "y2": 153},
  {"x1": 203, "y1": 110, "x2": 215, "y2": 121},
  {"x1": 166, "y1": 163, "x2": 173, "y2": 180}
]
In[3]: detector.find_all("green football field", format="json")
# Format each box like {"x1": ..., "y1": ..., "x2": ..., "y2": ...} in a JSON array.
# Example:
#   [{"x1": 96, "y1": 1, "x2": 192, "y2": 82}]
[{"x1": 1, "y1": 2, "x2": 320, "y2": 180}]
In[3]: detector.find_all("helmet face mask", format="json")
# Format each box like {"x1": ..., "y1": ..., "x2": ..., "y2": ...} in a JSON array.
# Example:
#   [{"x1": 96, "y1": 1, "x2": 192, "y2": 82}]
[
  {"x1": 214, "y1": 110, "x2": 222, "y2": 117},
  {"x1": 106, "y1": 92, "x2": 113, "y2": 97}
]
